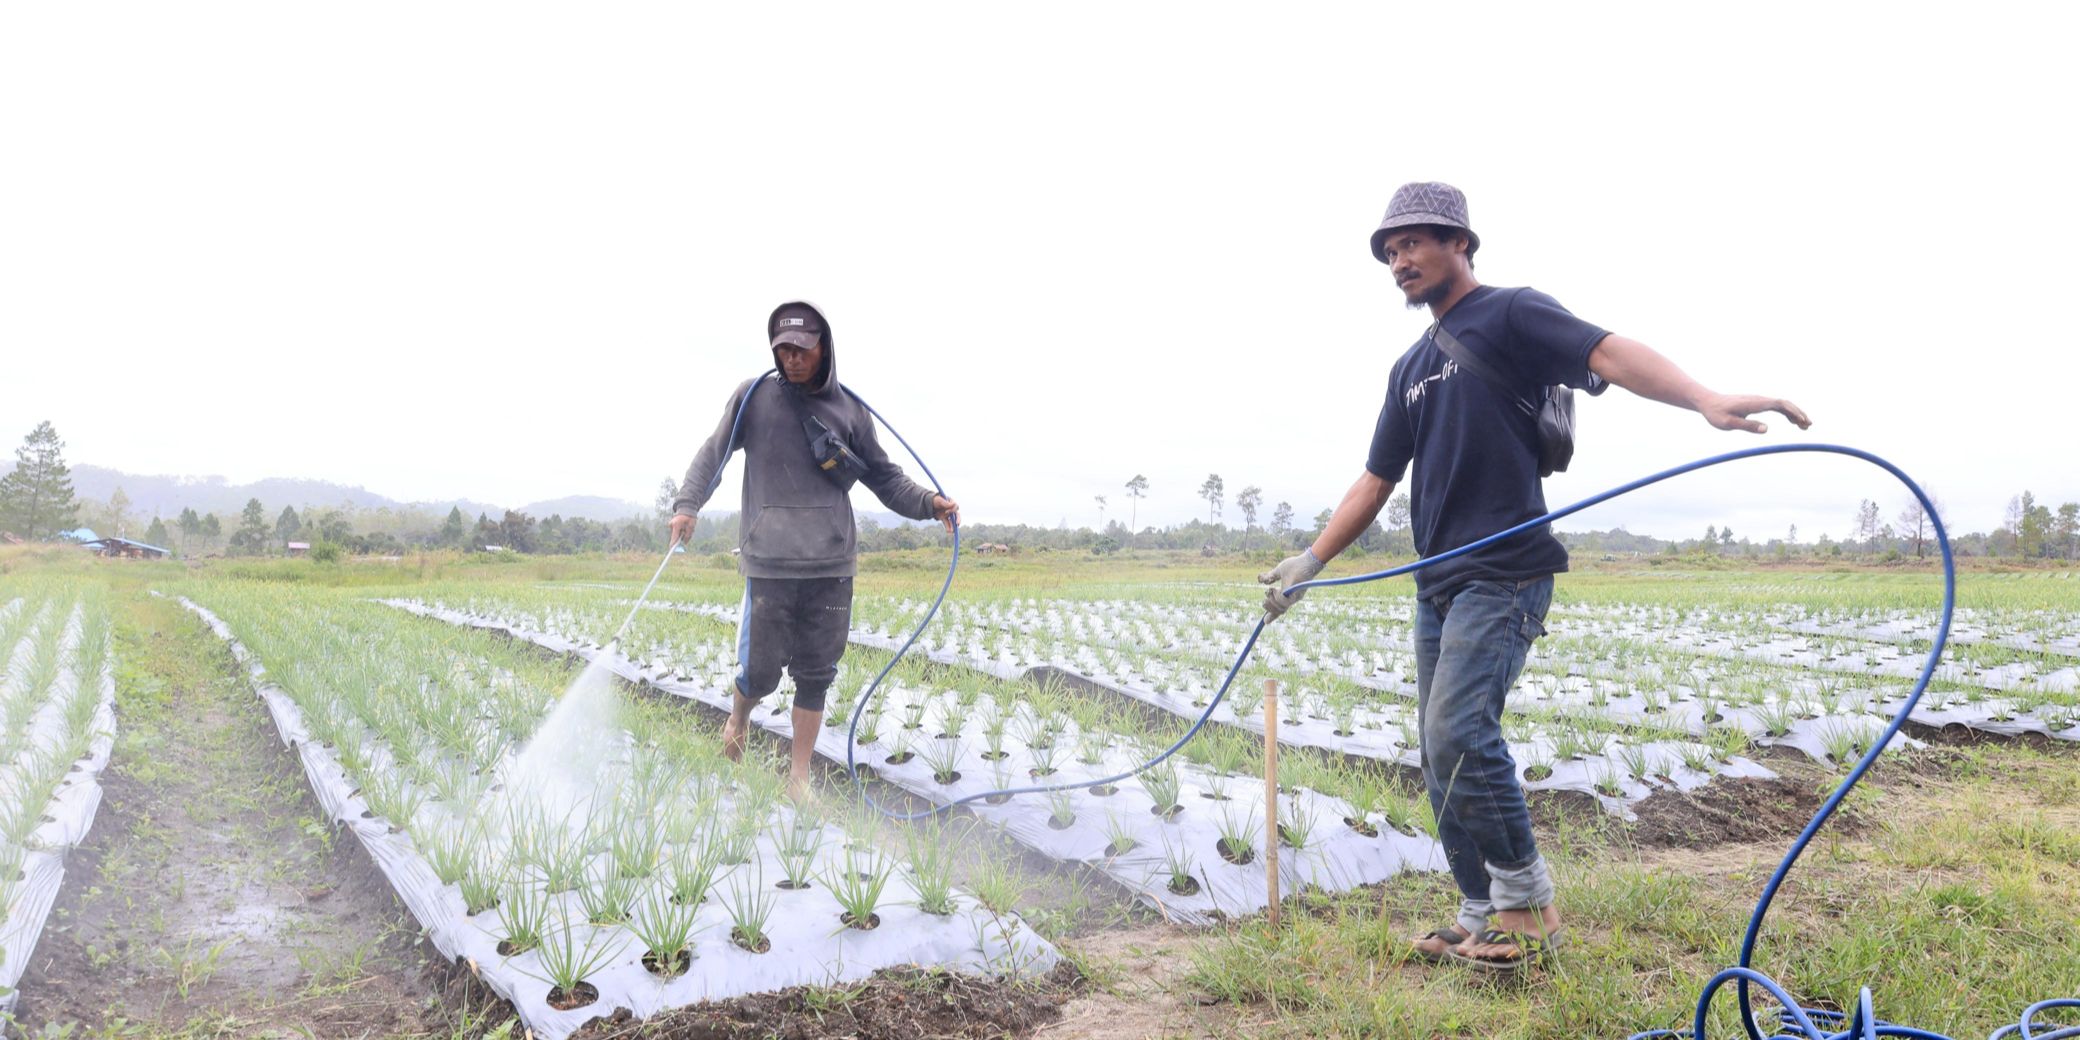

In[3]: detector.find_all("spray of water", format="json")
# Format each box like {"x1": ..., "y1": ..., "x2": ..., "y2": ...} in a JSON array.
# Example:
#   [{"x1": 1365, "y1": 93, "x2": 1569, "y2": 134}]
[
  {"x1": 497, "y1": 542, "x2": 681, "y2": 821},
  {"x1": 502, "y1": 650, "x2": 626, "y2": 820}
]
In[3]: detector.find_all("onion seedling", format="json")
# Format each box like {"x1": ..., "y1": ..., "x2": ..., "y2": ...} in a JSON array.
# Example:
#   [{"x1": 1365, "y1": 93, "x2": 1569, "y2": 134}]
[
  {"x1": 458, "y1": 860, "x2": 503, "y2": 916},
  {"x1": 1101, "y1": 811, "x2": 1136, "y2": 857},
  {"x1": 772, "y1": 813, "x2": 822, "y2": 889},
  {"x1": 1277, "y1": 793, "x2": 1318, "y2": 852},
  {"x1": 903, "y1": 819, "x2": 960, "y2": 916},
  {"x1": 826, "y1": 845, "x2": 893, "y2": 930},
  {"x1": 667, "y1": 834, "x2": 728, "y2": 907},
  {"x1": 610, "y1": 816, "x2": 665, "y2": 881},
  {"x1": 1615, "y1": 743, "x2": 1653, "y2": 783},
  {"x1": 631, "y1": 883, "x2": 701, "y2": 977},
  {"x1": 919, "y1": 736, "x2": 963, "y2": 785},
  {"x1": 1592, "y1": 761, "x2": 1625, "y2": 798},
  {"x1": 1139, "y1": 760, "x2": 1183, "y2": 820},
  {"x1": 725, "y1": 865, "x2": 777, "y2": 953},
  {"x1": 1215, "y1": 803, "x2": 1259, "y2": 865},
  {"x1": 530, "y1": 906, "x2": 627, "y2": 1010},
  {"x1": 496, "y1": 880, "x2": 551, "y2": 955},
  {"x1": 1027, "y1": 739, "x2": 1061, "y2": 779},
  {"x1": 418, "y1": 817, "x2": 483, "y2": 886},
  {"x1": 1045, "y1": 789, "x2": 1076, "y2": 830},
  {"x1": 1161, "y1": 835, "x2": 1200, "y2": 897},
  {"x1": 577, "y1": 873, "x2": 638, "y2": 926}
]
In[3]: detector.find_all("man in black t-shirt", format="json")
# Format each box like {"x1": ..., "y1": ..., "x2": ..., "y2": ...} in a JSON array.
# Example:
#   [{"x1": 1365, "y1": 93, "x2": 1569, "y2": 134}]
[{"x1": 1261, "y1": 182, "x2": 1809, "y2": 971}]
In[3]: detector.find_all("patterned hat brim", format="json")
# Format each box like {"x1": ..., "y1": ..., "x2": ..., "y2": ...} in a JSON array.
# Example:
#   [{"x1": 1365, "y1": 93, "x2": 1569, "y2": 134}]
[{"x1": 1370, "y1": 212, "x2": 1480, "y2": 263}]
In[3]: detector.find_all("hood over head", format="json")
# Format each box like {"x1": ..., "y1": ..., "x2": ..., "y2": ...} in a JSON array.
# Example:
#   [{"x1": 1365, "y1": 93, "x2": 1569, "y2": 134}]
[{"x1": 768, "y1": 300, "x2": 836, "y2": 394}]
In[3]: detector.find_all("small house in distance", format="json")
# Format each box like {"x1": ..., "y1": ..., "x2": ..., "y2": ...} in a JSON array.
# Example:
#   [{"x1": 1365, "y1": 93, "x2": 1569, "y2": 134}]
[
  {"x1": 286, "y1": 541, "x2": 311, "y2": 557},
  {"x1": 79, "y1": 536, "x2": 171, "y2": 560}
]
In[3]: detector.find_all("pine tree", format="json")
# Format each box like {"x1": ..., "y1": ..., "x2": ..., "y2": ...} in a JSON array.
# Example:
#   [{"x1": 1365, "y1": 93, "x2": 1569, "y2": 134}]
[
  {"x1": 145, "y1": 516, "x2": 171, "y2": 549},
  {"x1": 1124, "y1": 475, "x2": 1149, "y2": 531},
  {"x1": 440, "y1": 506, "x2": 466, "y2": 547},
  {"x1": 0, "y1": 421, "x2": 82, "y2": 539},
  {"x1": 177, "y1": 507, "x2": 201, "y2": 552},
  {"x1": 1198, "y1": 474, "x2": 1224, "y2": 522},
  {"x1": 276, "y1": 505, "x2": 302, "y2": 549},
  {"x1": 230, "y1": 498, "x2": 270, "y2": 555}
]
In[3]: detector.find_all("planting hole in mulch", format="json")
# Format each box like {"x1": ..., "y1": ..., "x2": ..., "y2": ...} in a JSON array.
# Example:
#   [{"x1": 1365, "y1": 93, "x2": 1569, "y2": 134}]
[
  {"x1": 496, "y1": 939, "x2": 534, "y2": 957},
  {"x1": 1167, "y1": 875, "x2": 1201, "y2": 896},
  {"x1": 841, "y1": 911, "x2": 881, "y2": 930},
  {"x1": 1345, "y1": 816, "x2": 1380, "y2": 837},
  {"x1": 731, "y1": 927, "x2": 771, "y2": 954},
  {"x1": 548, "y1": 982, "x2": 600, "y2": 1010},
  {"x1": 1524, "y1": 765, "x2": 1555, "y2": 782},
  {"x1": 1088, "y1": 783, "x2": 1119, "y2": 796},
  {"x1": 1200, "y1": 791, "x2": 1231, "y2": 801},
  {"x1": 777, "y1": 879, "x2": 812, "y2": 891},
  {"x1": 1151, "y1": 803, "x2": 1184, "y2": 820},
  {"x1": 883, "y1": 752, "x2": 914, "y2": 766},
  {"x1": 1046, "y1": 815, "x2": 1075, "y2": 830},
  {"x1": 643, "y1": 949, "x2": 692, "y2": 978},
  {"x1": 979, "y1": 750, "x2": 1009, "y2": 761},
  {"x1": 1217, "y1": 839, "x2": 1255, "y2": 865},
  {"x1": 985, "y1": 792, "x2": 1012, "y2": 804},
  {"x1": 1029, "y1": 767, "x2": 1057, "y2": 779},
  {"x1": 934, "y1": 771, "x2": 962, "y2": 784},
  {"x1": 1108, "y1": 839, "x2": 1135, "y2": 857}
]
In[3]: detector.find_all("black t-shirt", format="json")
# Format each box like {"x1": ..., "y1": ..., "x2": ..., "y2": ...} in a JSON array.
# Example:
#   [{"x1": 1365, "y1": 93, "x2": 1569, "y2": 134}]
[{"x1": 1365, "y1": 285, "x2": 1608, "y2": 597}]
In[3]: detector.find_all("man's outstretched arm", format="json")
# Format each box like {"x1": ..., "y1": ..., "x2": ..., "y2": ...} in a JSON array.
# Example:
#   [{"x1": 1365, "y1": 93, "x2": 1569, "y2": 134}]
[
  {"x1": 1261, "y1": 469, "x2": 1396, "y2": 619},
  {"x1": 1588, "y1": 334, "x2": 1812, "y2": 434}
]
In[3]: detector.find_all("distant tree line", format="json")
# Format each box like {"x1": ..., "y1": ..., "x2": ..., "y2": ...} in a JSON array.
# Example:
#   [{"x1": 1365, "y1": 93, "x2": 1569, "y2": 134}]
[{"x1": 7, "y1": 429, "x2": 2078, "y2": 563}]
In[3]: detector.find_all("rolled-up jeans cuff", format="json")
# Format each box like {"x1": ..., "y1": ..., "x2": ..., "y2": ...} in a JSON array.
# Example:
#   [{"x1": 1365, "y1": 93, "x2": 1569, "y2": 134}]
[
  {"x1": 1457, "y1": 898, "x2": 1493, "y2": 937},
  {"x1": 1487, "y1": 854, "x2": 1554, "y2": 911}
]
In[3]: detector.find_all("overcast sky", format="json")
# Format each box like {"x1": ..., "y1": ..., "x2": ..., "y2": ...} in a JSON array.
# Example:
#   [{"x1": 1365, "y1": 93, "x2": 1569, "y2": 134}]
[{"x1": 4, "y1": 3, "x2": 2074, "y2": 542}]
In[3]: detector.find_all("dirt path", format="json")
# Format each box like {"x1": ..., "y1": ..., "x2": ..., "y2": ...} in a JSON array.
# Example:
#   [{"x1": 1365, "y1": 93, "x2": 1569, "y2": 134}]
[{"x1": 9, "y1": 593, "x2": 453, "y2": 1036}]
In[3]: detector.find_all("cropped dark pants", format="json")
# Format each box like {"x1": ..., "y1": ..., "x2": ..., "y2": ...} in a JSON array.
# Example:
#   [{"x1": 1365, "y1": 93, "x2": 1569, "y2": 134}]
[{"x1": 735, "y1": 576, "x2": 852, "y2": 712}]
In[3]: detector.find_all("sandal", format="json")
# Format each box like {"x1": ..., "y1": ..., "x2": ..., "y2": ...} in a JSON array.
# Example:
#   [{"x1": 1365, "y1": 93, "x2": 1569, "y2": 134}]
[
  {"x1": 1410, "y1": 925, "x2": 1471, "y2": 963},
  {"x1": 1444, "y1": 926, "x2": 1567, "y2": 973}
]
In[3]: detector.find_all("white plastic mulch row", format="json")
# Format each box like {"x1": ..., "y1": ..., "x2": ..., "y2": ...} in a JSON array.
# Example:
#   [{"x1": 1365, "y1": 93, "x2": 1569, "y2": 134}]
[
  {"x1": 859, "y1": 596, "x2": 1967, "y2": 759},
  {"x1": 184, "y1": 598, "x2": 1057, "y2": 1040},
  {"x1": 389, "y1": 600, "x2": 1448, "y2": 927},
  {"x1": 0, "y1": 602, "x2": 119, "y2": 1016},
  {"x1": 850, "y1": 593, "x2": 2080, "y2": 743},
  {"x1": 678, "y1": 600, "x2": 1789, "y2": 816}
]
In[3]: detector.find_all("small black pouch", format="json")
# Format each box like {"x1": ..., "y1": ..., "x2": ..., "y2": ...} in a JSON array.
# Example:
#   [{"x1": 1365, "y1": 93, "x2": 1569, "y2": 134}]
[
  {"x1": 1429, "y1": 322, "x2": 1606, "y2": 477},
  {"x1": 779, "y1": 382, "x2": 871, "y2": 490}
]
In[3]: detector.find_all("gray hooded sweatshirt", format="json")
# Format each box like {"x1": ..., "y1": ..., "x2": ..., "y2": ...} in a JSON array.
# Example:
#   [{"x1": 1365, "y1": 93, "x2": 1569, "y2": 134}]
[{"x1": 671, "y1": 303, "x2": 938, "y2": 579}]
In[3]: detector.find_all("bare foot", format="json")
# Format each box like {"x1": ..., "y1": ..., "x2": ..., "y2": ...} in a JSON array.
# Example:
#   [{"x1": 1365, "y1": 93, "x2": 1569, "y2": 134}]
[
  {"x1": 1411, "y1": 925, "x2": 1469, "y2": 962},
  {"x1": 786, "y1": 773, "x2": 818, "y2": 806},
  {"x1": 721, "y1": 715, "x2": 747, "y2": 762},
  {"x1": 1453, "y1": 905, "x2": 1563, "y2": 963}
]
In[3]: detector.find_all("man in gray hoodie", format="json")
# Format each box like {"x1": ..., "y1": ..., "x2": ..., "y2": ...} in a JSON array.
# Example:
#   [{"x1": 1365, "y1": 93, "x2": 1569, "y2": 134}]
[{"x1": 669, "y1": 301, "x2": 957, "y2": 800}]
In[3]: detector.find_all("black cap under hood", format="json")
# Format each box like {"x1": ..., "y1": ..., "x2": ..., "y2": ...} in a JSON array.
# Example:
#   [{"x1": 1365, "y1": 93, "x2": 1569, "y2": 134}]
[{"x1": 767, "y1": 300, "x2": 836, "y2": 395}]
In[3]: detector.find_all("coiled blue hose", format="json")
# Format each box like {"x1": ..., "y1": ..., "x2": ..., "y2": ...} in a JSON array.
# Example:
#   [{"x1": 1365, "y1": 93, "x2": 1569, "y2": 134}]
[{"x1": 707, "y1": 395, "x2": 2068, "y2": 1039}]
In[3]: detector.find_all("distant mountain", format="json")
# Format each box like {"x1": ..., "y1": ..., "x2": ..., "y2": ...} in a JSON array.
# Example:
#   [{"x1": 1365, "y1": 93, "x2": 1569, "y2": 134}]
[
  {"x1": 517, "y1": 495, "x2": 651, "y2": 523},
  {"x1": 20, "y1": 463, "x2": 937, "y2": 532},
  {"x1": 61, "y1": 464, "x2": 498, "y2": 521}
]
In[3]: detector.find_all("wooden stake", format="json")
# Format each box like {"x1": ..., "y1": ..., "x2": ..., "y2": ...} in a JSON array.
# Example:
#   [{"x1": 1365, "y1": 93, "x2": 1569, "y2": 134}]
[{"x1": 1263, "y1": 677, "x2": 1280, "y2": 928}]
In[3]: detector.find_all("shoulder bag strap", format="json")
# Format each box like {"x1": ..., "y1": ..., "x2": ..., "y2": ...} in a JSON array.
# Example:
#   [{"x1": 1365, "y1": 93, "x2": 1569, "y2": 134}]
[{"x1": 1428, "y1": 321, "x2": 1538, "y2": 417}]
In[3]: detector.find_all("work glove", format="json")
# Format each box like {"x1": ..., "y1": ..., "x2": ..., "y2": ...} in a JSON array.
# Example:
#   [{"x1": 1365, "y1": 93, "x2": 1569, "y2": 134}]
[{"x1": 1258, "y1": 548, "x2": 1326, "y2": 620}]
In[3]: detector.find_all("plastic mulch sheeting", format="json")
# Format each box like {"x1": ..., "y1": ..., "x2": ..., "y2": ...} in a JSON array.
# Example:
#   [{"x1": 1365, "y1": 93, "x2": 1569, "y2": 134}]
[
  {"x1": 185, "y1": 599, "x2": 1057, "y2": 1040},
  {"x1": 391, "y1": 600, "x2": 1449, "y2": 927}
]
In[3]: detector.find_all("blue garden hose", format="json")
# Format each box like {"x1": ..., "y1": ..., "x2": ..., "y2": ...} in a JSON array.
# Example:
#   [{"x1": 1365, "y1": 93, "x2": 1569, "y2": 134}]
[{"x1": 690, "y1": 396, "x2": 2068, "y2": 1038}]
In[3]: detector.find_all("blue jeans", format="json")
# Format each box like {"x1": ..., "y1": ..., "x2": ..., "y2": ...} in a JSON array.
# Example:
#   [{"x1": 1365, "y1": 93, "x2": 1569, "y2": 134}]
[{"x1": 1414, "y1": 576, "x2": 1555, "y2": 934}]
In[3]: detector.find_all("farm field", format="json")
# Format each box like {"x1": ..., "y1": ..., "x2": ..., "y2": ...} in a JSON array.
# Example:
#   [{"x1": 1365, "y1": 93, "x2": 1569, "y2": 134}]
[{"x1": 0, "y1": 545, "x2": 2075, "y2": 1039}]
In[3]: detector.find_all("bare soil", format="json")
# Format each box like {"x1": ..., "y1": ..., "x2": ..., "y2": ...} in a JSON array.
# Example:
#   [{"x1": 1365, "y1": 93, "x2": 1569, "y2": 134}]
[
  {"x1": 8, "y1": 595, "x2": 450, "y2": 1036},
  {"x1": 569, "y1": 963, "x2": 1079, "y2": 1040}
]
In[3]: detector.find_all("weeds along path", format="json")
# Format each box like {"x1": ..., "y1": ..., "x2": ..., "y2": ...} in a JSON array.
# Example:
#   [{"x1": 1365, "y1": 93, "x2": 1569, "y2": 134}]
[{"x1": 8, "y1": 591, "x2": 447, "y2": 1035}]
